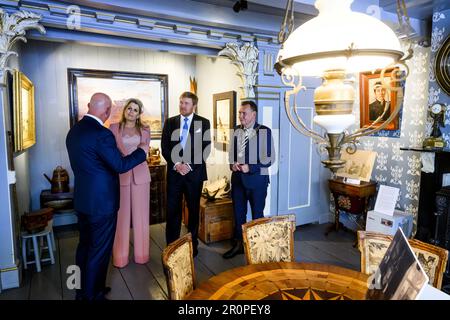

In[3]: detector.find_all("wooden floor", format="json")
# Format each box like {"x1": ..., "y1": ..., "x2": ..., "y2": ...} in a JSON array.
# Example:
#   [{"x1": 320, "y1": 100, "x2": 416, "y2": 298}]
[{"x1": 0, "y1": 222, "x2": 361, "y2": 300}]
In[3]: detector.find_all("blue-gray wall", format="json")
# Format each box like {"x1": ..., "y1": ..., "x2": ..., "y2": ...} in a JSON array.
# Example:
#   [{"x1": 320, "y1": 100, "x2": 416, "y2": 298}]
[{"x1": 355, "y1": 45, "x2": 432, "y2": 233}]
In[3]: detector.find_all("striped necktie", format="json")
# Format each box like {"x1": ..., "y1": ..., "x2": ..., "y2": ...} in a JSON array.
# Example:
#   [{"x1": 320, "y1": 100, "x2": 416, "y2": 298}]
[{"x1": 240, "y1": 128, "x2": 249, "y2": 155}]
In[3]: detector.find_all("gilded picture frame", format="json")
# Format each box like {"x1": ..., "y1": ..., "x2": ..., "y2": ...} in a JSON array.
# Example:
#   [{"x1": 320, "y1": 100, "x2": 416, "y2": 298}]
[
  {"x1": 359, "y1": 68, "x2": 400, "y2": 131},
  {"x1": 68, "y1": 68, "x2": 168, "y2": 139},
  {"x1": 13, "y1": 70, "x2": 36, "y2": 152},
  {"x1": 213, "y1": 91, "x2": 236, "y2": 151}
]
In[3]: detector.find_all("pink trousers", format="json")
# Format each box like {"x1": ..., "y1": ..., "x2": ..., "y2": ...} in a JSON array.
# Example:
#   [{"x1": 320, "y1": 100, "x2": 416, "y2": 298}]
[{"x1": 113, "y1": 182, "x2": 150, "y2": 267}]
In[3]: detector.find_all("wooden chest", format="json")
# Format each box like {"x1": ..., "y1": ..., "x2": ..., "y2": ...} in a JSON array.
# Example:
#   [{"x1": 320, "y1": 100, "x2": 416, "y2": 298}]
[
  {"x1": 181, "y1": 196, "x2": 234, "y2": 243},
  {"x1": 199, "y1": 197, "x2": 234, "y2": 244}
]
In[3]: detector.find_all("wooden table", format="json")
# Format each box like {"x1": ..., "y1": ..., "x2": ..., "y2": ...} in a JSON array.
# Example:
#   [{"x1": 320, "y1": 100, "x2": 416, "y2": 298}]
[
  {"x1": 326, "y1": 178, "x2": 377, "y2": 236},
  {"x1": 187, "y1": 262, "x2": 369, "y2": 300}
]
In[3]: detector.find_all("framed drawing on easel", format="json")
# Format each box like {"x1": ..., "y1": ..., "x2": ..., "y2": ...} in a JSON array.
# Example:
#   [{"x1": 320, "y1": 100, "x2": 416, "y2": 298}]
[{"x1": 336, "y1": 149, "x2": 377, "y2": 182}]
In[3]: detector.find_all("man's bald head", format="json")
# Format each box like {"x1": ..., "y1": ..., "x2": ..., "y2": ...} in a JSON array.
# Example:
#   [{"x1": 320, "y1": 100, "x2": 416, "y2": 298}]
[{"x1": 87, "y1": 93, "x2": 112, "y2": 123}]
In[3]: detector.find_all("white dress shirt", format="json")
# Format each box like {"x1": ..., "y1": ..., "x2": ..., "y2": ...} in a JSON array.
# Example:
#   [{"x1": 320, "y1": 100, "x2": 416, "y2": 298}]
[{"x1": 84, "y1": 114, "x2": 104, "y2": 126}]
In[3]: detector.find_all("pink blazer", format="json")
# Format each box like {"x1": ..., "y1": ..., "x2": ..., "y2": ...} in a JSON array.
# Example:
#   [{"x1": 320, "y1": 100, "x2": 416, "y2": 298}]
[{"x1": 109, "y1": 123, "x2": 151, "y2": 186}]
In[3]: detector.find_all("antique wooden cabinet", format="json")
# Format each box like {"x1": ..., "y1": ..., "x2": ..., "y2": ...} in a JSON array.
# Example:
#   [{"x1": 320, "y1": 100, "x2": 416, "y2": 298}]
[
  {"x1": 149, "y1": 163, "x2": 167, "y2": 225},
  {"x1": 327, "y1": 177, "x2": 377, "y2": 235}
]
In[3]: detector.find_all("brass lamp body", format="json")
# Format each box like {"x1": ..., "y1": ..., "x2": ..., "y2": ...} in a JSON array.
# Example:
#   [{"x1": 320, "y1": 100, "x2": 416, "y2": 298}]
[
  {"x1": 314, "y1": 70, "x2": 355, "y2": 172},
  {"x1": 314, "y1": 70, "x2": 355, "y2": 116}
]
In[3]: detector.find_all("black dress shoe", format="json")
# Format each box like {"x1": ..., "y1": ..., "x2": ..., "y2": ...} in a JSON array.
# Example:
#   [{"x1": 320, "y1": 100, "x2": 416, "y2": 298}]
[
  {"x1": 95, "y1": 294, "x2": 110, "y2": 301},
  {"x1": 222, "y1": 241, "x2": 244, "y2": 259}
]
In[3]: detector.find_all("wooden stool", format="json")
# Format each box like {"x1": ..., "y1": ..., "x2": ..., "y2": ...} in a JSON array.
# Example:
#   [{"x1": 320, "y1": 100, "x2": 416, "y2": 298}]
[{"x1": 21, "y1": 220, "x2": 55, "y2": 272}]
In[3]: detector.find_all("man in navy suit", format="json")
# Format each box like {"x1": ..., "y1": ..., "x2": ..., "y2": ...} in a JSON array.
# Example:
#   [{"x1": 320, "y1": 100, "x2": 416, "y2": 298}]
[
  {"x1": 161, "y1": 92, "x2": 211, "y2": 257},
  {"x1": 223, "y1": 100, "x2": 274, "y2": 259},
  {"x1": 66, "y1": 93, "x2": 147, "y2": 300}
]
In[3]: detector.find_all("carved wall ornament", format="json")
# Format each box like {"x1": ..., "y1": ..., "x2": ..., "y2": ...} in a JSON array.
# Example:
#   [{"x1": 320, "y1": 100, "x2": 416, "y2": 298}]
[
  {"x1": 0, "y1": 8, "x2": 45, "y2": 83},
  {"x1": 218, "y1": 42, "x2": 258, "y2": 99}
]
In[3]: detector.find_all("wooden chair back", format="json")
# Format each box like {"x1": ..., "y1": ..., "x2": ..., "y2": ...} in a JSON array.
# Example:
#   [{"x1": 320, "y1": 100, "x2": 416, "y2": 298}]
[
  {"x1": 162, "y1": 233, "x2": 196, "y2": 299},
  {"x1": 242, "y1": 214, "x2": 296, "y2": 265},
  {"x1": 357, "y1": 230, "x2": 449, "y2": 289}
]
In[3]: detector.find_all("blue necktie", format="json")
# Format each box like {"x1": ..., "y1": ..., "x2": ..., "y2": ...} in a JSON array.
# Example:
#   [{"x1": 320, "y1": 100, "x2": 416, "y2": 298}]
[{"x1": 180, "y1": 117, "x2": 189, "y2": 149}]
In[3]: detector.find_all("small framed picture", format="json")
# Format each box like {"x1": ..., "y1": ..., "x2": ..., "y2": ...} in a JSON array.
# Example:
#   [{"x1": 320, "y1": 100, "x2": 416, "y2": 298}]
[
  {"x1": 213, "y1": 91, "x2": 236, "y2": 151},
  {"x1": 12, "y1": 70, "x2": 36, "y2": 152},
  {"x1": 359, "y1": 69, "x2": 400, "y2": 131}
]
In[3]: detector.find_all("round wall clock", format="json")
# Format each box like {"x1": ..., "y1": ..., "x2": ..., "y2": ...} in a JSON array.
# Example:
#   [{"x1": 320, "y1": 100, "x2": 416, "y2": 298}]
[{"x1": 435, "y1": 35, "x2": 450, "y2": 96}]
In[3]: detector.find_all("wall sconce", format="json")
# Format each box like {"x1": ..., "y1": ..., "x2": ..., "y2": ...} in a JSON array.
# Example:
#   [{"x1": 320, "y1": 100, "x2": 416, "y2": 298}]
[{"x1": 275, "y1": 0, "x2": 413, "y2": 172}]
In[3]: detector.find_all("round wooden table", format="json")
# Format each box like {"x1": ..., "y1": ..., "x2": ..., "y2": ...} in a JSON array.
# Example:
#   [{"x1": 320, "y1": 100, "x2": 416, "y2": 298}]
[{"x1": 187, "y1": 262, "x2": 369, "y2": 300}]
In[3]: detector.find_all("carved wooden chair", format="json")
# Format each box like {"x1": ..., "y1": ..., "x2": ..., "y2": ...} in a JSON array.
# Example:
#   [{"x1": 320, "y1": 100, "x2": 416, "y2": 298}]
[
  {"x1": 162, "y1": 233, "x2": 196, "y2": 300},
  {"x1": 357, "y1": 230, "x2": 449, "y2": 289},
  {"x1": 242, "y1": 214, "x2": 296, "y2": 265}
]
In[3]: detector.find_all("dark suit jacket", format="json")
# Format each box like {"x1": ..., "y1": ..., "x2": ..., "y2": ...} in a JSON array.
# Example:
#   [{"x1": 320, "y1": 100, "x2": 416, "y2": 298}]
[
  {"x1": 66, "y1": 116, "x2": 147, "y2": 216},
  {"x1": 229, "y1": 123, "x2": 274, "y2": 189},
  {"x1": 161, "y1": 113, "x2": 211, "y2": 182},
  {"x1": 369, "y1": 100, "x2": 390, "y2": 121}
]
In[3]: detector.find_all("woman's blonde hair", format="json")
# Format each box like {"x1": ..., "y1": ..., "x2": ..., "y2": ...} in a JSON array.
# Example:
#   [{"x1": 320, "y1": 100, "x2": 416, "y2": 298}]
[{"x1": 119, "y1": 98, "x2": 147, "y2": 135}]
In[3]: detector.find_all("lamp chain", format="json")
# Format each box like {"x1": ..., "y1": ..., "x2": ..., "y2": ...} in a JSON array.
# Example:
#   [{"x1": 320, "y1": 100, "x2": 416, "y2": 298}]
[
  {"x1": 396, "y1": 0, "x2": 411, "y2": 30},
  {"x1": 278, "y1": 0, "x2": 294, "y2": 45}
]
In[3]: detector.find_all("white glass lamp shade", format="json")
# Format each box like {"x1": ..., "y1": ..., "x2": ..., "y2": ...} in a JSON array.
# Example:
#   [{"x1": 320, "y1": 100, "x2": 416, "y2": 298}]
[
  {"x1": 277, "y1": 0, "x2": 404, "y2": 76},
  {"x1": 313, "y1": 114, "x2": 355, "y2": 134}
]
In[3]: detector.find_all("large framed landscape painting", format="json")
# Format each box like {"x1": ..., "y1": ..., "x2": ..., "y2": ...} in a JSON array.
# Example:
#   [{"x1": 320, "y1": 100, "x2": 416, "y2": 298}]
[{"x1": 68, "y1": 69, "x2": 168, "y2": 138}]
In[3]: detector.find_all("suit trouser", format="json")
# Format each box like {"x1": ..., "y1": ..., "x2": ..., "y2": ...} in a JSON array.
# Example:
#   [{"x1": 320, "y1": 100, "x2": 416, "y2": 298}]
[
  {"x1": 75, "y1": 212, "x2": 117, "y2": 300},
  {"x1": 165, "y1": 171, "x2": 203, "y2": 249},
  {"x1": 113, "y1": 182, "x2": 150, "y2": 268},
  {"x1": 232, "y1": 177, "x2": 268, "y2": 240}
]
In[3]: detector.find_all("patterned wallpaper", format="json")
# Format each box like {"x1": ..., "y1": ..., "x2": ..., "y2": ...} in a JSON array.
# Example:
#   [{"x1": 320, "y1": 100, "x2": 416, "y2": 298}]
[
  {"x1": 429, "y1": 8, "x2": 450, "y2": 146},
  {"x1": 335, "y1": 44, "x2": 431, "y2": 234}
]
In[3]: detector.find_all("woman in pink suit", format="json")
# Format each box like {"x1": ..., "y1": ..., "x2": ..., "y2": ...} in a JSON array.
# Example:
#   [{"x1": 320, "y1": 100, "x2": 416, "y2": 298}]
[{"x1": 109, "y1": 98, "x2": 151, "y2": 267}]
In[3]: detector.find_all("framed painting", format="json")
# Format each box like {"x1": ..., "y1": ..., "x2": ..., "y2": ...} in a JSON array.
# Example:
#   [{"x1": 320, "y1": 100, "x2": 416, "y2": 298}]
[
  {"x1": 68, "y1": 69, "x2": 168, "y2": 139},
  {"x1": 12, "y1": 70, "x2": 36, "y2": 152},
  {"x1": 359, "y1": 69, "x2": 400, "y2": 131},
  {"x1": 213, "y1": 91, "x2": 236, "y2": 151}
]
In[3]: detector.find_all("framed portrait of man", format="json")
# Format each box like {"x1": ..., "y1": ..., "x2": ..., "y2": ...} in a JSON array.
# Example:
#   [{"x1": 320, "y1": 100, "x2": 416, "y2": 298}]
[{"x1": 359, "y1": 69, "x2": 400, "y2": 131}]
